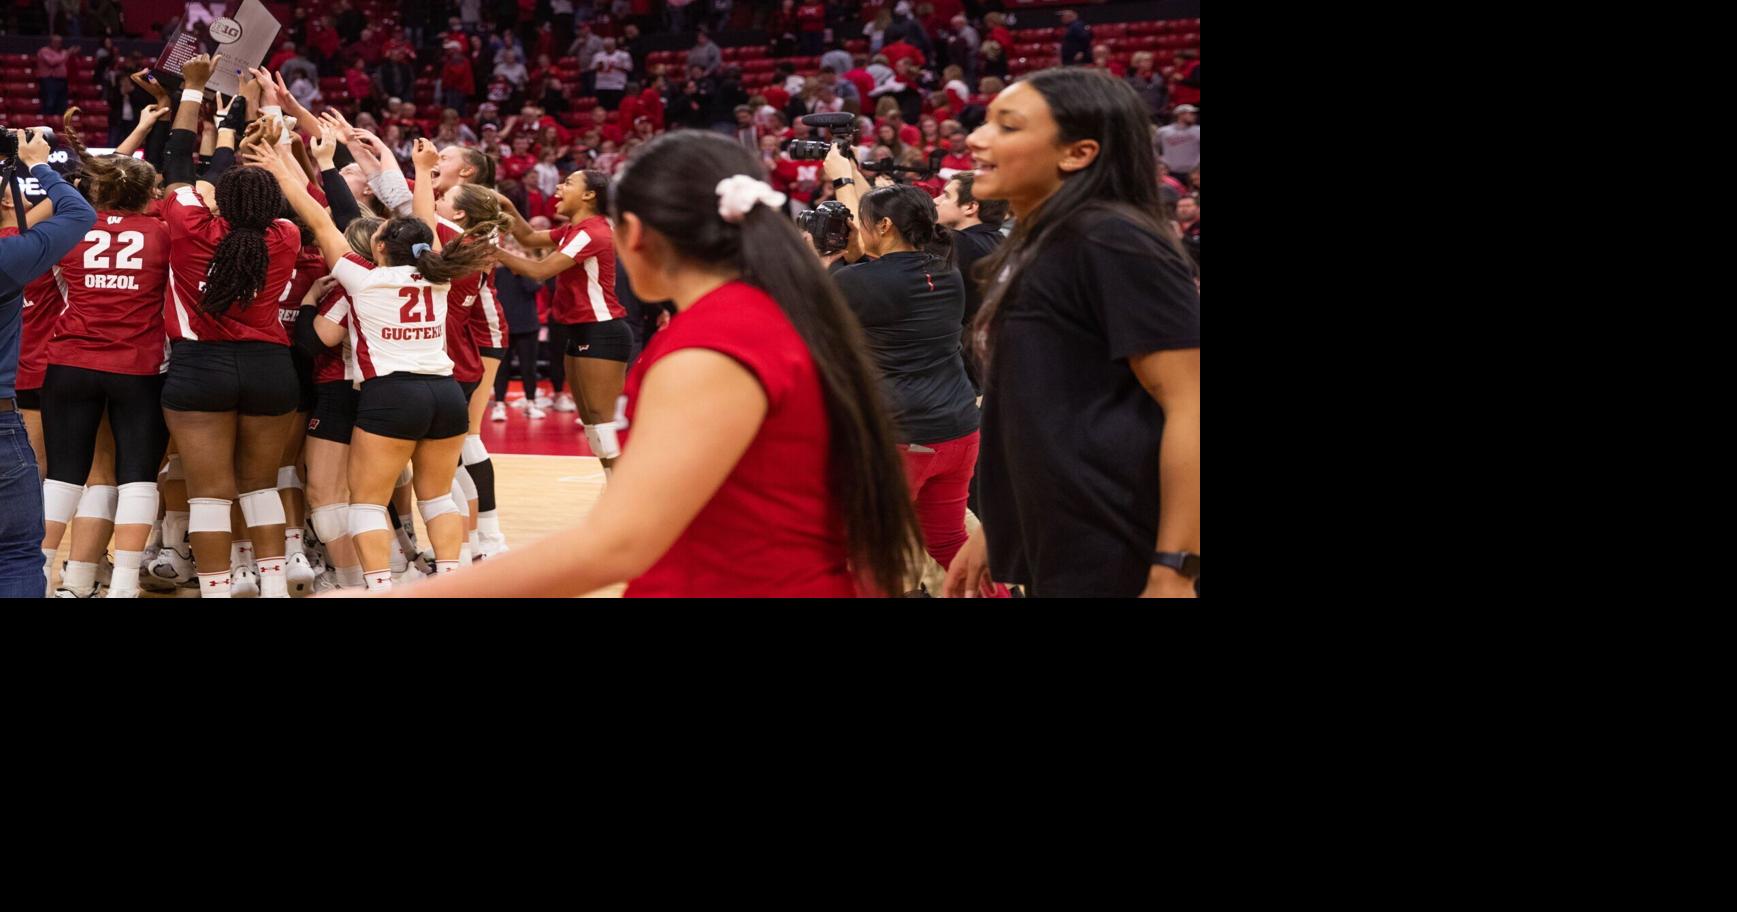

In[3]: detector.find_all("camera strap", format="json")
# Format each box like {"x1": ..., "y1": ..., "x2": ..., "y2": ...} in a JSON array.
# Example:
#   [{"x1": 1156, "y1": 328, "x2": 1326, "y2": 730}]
[{"x1": 4, "y1": 158, "x2": 26, "y2": 231}]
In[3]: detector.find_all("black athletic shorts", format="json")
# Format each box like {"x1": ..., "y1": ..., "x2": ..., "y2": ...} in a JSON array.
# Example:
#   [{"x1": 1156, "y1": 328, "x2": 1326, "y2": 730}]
[
  {"x1": 307, "y1": 381, "x2": 360, "y2": 445},
  {"x1": 291, "y1": 348, "x2": 318, "y2": 412},
  {"x1": 355, "y1": 373, "x2": 469, "y2": 441},
  {"x1": 478, "y1": 346, "x2": 507, "y2": 359},
  {"x1": 459, "y1": 379, "x2": 480, "y2": 402},
  {"x1": 162, "y1": 340, "x2": 299, "y2": 416},
  {"x1": 14, "y1": 388, "x2": 40, "y2": 410},
  {"x1": 560, "y1": 319, "x2": 633, "y2": 362},
  {"x1": 41, "y1": 365, "x2": 169, "y2": 486}
]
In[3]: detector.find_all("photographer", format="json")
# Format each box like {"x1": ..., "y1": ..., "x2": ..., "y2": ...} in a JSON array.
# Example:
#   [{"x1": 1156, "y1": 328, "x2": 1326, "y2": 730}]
[
  {"x1": 821, "y1": 144, "x2": 1003, "y2": 596},
  {"x1": 934, "y1": 171, "x2": 1009, "y2": 391},
  {"x1": 1, "y1": 127, "x2": 97, "y2": 597}
]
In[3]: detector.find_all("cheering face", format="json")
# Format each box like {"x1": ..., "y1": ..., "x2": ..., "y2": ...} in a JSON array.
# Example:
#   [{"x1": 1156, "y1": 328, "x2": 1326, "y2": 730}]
[
  {"x1": 966, "y1": 82, "x2": 1071, "y2": 210},
  {"x1": 553, "y1": 170, "x2": 590, "y2": 218},
  {"x1": 433, "y1": 144, "x2": 470, "y2": 193}
]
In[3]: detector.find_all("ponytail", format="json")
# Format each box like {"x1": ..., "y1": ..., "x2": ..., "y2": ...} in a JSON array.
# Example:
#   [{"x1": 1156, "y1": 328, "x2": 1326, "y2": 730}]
[
  {"x1": 859, "y1": 184, "x2": 953, "y2": 268},
  {"x1": 377, "y1": 216, "x2": 500, "y2": 285}
]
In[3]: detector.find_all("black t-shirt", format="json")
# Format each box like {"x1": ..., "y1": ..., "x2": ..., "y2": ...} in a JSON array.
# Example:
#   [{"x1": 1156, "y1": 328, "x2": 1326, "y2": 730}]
[
  {"x1": 978, "y1": 208, "x2": 1200, "y2": 596},
  {"x1": 834, "y1": 251, "x2": 980, "y2": 445},
  {"x1": 951, "y1": 222, "x2": 1004, "y2": 389}
]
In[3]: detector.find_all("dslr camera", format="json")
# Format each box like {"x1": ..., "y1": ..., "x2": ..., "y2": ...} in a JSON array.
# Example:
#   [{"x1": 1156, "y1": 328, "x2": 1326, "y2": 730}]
[{"x1": 796, "y1": 200, "x2": 853, "y2": 255}]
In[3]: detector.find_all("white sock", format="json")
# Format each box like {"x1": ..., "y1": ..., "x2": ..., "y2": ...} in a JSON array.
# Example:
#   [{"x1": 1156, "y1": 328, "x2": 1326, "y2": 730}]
[
  {"x1": 164, "y1": 510, "x2": 190, "y2": 556},
  {"x1": 198, "y1": 571, "x2": 232, "y2": 597},
  {"x1": 436, "y1": 560, "x2": 459, "y2": 574},
  {"x1": 63, "y1": 560, "x2": 97, "y2": 592},
  {"x1": 257, "y1": 557, "x2": 288, "y2": 597},
  {"x1": 231, "y1": 540, "x2": 255, "y2": 569},
  {"x1": 459, "y1": 542, "x2": 472, "y2": 564},
  {"x1": 478, "y1": 511, "x2": 503, "y2": 541},
  {"x1": 338, "y1": 566, "x2": 365, "y2": 588},
  {"x1": 364, "y1": 569, "x2": 394, "y2": 591},
  {"x1": 389, "y1": 533, "x2": 409, "y2": 569},
  {"x1": 396, "y1": 512, "x2": 418, "y2": 550},
  {"x1": 285, "y1": 528, "x2": 304, "y2": 557},
  {"x1": 42, "y1": 548, "x2": 54, "y2": 570},
  {"x1": 468, "y1": 529, "x2": 481, "y2": 553},
  {"x1": 110, "y1": 550, "x2": 144, "y2": 593}
]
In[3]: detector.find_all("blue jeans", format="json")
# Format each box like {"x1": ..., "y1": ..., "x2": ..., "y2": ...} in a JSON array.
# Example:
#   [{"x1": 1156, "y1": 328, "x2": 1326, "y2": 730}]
[{"x1": 0, "y1": 409, "x2": 46, "y2": 598}]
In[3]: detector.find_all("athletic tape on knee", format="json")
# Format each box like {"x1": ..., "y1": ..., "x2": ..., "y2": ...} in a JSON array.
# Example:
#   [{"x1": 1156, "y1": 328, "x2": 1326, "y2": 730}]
[
  {"x1": 454, "y1": 464, "x2": 478, "y2": 502},
  {"x1": 585, "y1": 424, "x2": 621, "y2": 460},
  {"x1": 396, "y1": 465, "x2": 414, "y2": 488},
  {"x1": 76, "y1": 485, "x2": 119, "y2": 521},
  {"x1": 239, "y1": 488, "x2": 288, "y2": 528},
  {"x1": 417, "y1": 495, "x2": 462, "y2": 523},
  {"x1": 276, "y1": 465, "x2": 304, "y2": 491},
  {"x1": 310, "y1": 504, "x2": 350, "y2": 544},
  {"x1": 115, "y1": 482, "x2": 160, "y2": 527},
  {"x1": 188, "y1": 497, "x2": 233, "y2": 534},
  {"x1": 163, "y1": 454, "x2": 184, "y2": 481},
  {"x1": 461, "y1": 435, "x2": 489, "y2": 465},
  {"x1": 348, "y1": 503, "x2": 392, "y2": 538},
  {"x1": 43, "y1": 480, "x2": 83, "y2": 525}
]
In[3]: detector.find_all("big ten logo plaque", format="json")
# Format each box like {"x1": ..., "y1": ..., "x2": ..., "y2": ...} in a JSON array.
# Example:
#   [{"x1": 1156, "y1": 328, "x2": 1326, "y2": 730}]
[{"x1": 209, "y1": 17, "x2": 245, "y2": 44}]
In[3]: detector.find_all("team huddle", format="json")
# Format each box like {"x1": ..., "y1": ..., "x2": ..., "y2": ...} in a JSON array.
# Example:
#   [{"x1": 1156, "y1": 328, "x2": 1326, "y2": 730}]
[{"x1": 9, "y1": 54, "x2": 628, "y2": 597}]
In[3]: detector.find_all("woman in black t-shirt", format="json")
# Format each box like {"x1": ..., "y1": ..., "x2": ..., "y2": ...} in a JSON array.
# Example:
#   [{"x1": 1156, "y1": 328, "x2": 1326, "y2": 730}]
[
  {"x1": 826, "y1": 182, "x2": 1001, "y2": 594},
  {"x1": 942, "y1": 69, "x2": 1202, "y2": 599}
]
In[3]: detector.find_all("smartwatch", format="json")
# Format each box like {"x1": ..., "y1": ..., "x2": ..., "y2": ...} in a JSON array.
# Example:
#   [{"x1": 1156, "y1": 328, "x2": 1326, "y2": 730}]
[{"x1": 832, "y1": 177, "x2": 855, "y2": 189}]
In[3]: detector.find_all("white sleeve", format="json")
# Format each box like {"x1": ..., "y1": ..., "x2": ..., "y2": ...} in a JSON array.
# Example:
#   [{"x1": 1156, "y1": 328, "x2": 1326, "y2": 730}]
[
  {"x1": 368, "y1": 169, "x2": 416, "y2": 217},
  {"x1": 559, "y1": 229, "x2": 594, "y2": 259},
  {"x1": 331, "y1": 257, "x2": 374, "y2": 293}
]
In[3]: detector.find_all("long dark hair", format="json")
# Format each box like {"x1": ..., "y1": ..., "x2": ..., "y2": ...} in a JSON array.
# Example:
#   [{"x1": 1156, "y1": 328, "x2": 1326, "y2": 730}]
[
  {"x1": 972, "y1": 68, "x2": 1187, "y2": 368},
  {"x1": 613, "y1": 131, "x2": 922, "y2": 596},
  {"x1": 859, "y1": 184, "x2": 953, "y2": 267},
  {"x1": 203, "y1": 166, "x2": 284, "y2": 316},
  {"x1": 376, "y1": 216, "x2": 500, "y2": 285}
]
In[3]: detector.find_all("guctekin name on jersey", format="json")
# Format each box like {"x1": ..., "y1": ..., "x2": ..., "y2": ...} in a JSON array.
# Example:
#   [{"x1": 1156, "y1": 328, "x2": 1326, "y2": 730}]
[{"x1": 382, "y1": 326, "x2": 444, "y2": 341}]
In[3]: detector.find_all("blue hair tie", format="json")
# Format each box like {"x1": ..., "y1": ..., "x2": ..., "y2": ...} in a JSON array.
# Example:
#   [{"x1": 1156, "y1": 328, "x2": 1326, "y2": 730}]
[{"x1": 411, "y1": 242, "x2": 432, "y2": 258}]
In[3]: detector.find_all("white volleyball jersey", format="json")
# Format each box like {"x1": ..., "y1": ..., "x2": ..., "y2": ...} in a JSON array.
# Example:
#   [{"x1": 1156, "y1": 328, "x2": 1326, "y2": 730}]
[{"x1": 329, "y1": 253, "x2": 456, "y2": 386}]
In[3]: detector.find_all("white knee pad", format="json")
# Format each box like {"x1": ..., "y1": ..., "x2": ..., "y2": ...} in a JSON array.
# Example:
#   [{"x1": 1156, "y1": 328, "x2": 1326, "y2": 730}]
[
  {"x1": 310, "y1": 504, "x2": 350, "y2": 543},
  {"x1": 76, "y1": 484, "x2": 119, "y2": 521},
  {"x1": 417, "y1": 495, "x2": 462, "y2": 523},
  {"x1": 396, "y1": 465, "x2": 414, "y2": 487},
  {"x1": 163, "y1": 454, "x2": 184, "y2": 481},
  {"x1": 188, "y1": 497, "x2": 233, "y2": 534},
  {"x1": 454, "y1": 464, "x2": 478, "y2": 502},
  {"x1": 348, "y1": 503, "x2": 392, "y2": 539},
  {"x1": 239, "y1": 488, "x2": 288, "y2": 528},
  {"x1": 115, "y1": 482, "x2": 160, "y2": 527},
  {"x1": 586, "y1": 424, "x2": 621, "y2": 460},
  {"x1": 276, "y1": 465, "x2": 304, "y2": 490},
  {"x1": 461, "y1": 434, "x2": 489, "y2": 466},
  {"x1": 43, "y1": 480, "x2": 83, "y2": 525}
]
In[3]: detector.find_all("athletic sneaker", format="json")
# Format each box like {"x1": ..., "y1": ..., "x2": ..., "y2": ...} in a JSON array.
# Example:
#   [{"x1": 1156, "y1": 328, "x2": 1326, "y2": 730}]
[
  {"x1": 53, "y1": 584, "x2": 102, "y2": 598},
  {"x1": 147, "y1": 548, "x2": 197, "y2": 587},
  {"x1": 287, "y1": 551, "x2": 317, "y2": 596},
  {"x1": 477, "y1": 533, "x2": 511, "y2": 559},
  {"x1": 412, "y1": 550, "x2": 438, "y2": 575},
  {"x1": 553, "y1": 392, "x2": 577, "y2": 413},
  {"x1": 534, "y1": 394, "x2": 553, "y2": 409},
  {"x1": 231, "y1": 562, "x2": 260, "y2": 598},
  {"x1": 312, "y1": 572, "x2": 343, "y2": 594},
  {"x1": 527, "y1": 405, "x2": 547, "y2": 420},
  {"x1": 492, "y1": 401, "x2": 508, "y2": 422}
]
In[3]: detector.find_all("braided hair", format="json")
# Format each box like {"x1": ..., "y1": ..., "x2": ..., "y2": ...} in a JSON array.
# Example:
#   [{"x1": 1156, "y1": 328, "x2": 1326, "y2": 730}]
[{"x1": 202, "y1": 166, "x2": 284, "y2": 317}]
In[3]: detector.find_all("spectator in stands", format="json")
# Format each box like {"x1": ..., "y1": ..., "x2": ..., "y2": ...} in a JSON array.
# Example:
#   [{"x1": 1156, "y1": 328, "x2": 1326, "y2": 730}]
[
  {"x1": 619, "y1": 22, "x2": 649, "y2": 77},
  {"x1": 822, "y1": 41, "x2": 855, "y2": 80},
  {"x1": 1171, "y1": 50, "x2": 1200, "y2": 108},
  {"x1": 667, "y1": 0, "x2": 696, "y2": 33},
  {"x1": 89, "y1": 0, "x2": 124, "y2": 37},
  {"x1": 308, "y1": 15, "x2": 344, "y2": 75},
  {"x1": 348, "y1": 29, "x2": 383, "y2": 69},
  {"x1": 440, "y1": 45, "x2": 477, "y2": 115},
  {"x1": 1156, "y1": 104, "x2": 1199, "y2": 179},
  {"x1": 881, "y1": 32, "x2": 926, "y2": 72},
  {"x1": 668, "y1": 78, "x2": 709, "y2": 129},
  {"x1": 1188, "y1": 166, "x2": 1199, "y2": 195},
  {"x1": 1058, "y1": 9, "x2": 1092, "y2": 66},
  {"x1": 983, "y1": 11, "x2": 1013, "y2": 50},
  {"x1": 1156, "y1": 159, "x2": 1187, "y2": 199},
  {"x1": 289, "y1": 71, "x2": 321, "y2": 110},
  {"x1": 1126, "y1": 51, "x2": 1167, "y2": 121},
  {"x1": 443, "y1": 17, "x2": 475, "y2": 55},
  {"x1": 796, "y1": 0, "x2": 827, "y2": 56},
  {"x1": 1176, "y1": 194, "x2": 1198, "y2": 239},
  {"x1": 942, "y1": 14, "x2": 979, "y2": 82},
  {"x1": 593, "y1": 38, "x2": 633, "y2": 110},
  {"x1": 732, "y1": 104, "x2": 759, "y2": 151},
  {"x1": 335, "y1": 0, "x2": 365, "y2": 43},
  {"x1": 977, "y1": 40, "x2": 1008, "y2": 82},
  {"x1": 570, "y1": 21, "x2": 603, "y2": 93},
  {"x1": 709, "y1": 0, "x2": 734, "y2": 33},
  {"x1": 36, "y1": 34, "x2": 70, "y2": 116},
  {"x1": 275, "y1": 42, "x2": 318, "y2": 85},
  {"x1": 687, "y1": 28, "x2": 722, "y2": 78},
  {"x1": 707, "y1": 66, "x2": 747, "y2": 132},
  {"x1": 843, "y1": 54, "x2": 877, "y2": 102},
  {"x1": 441, "y1": 108, "x2": 480, "y2": 146},
  {"x1": 1091, "y1": 44, "x2": 1125, "y2": 77},
  {"x1": 477, "y1": 122, "x2": 507, "y2": 156},
  {"x1": 376, "y1": 46, "x2": 416, "y2": 104},
  {"x1": 495, "y1": 49, "x2": 530, "y2": 89},
  {"x1": 864, "y1": 8, "x2": 893, "y2": 54},
  {"x1": 501, "y1": 134, "x2": 537, "y2": 182}
]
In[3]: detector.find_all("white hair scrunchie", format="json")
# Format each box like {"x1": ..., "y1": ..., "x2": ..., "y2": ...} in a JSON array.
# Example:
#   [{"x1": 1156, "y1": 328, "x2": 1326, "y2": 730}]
[{"x1": 716, "y1": 175, "x2": 787, "y2": 224}]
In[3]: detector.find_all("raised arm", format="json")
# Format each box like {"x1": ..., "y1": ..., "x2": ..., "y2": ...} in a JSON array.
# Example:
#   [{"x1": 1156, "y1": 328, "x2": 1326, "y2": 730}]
[
  {"x1": 410, "y1": 138, "x2": 441, "y2": 248},
  {"x1": 164, "y1": 53, "x2": 219, "y2": 191},
  {"x1": 242, "y1": 123, "x2": 348, "y2": 266},
  {"x1": 113, "y1": 103, "x2": 168, "y2": 157}
]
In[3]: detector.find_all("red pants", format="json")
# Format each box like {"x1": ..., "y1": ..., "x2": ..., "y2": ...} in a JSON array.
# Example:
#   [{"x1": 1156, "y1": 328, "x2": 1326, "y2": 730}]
[{"x1": 901, "y1": 430, "x2": 1009, "y2": 598}]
